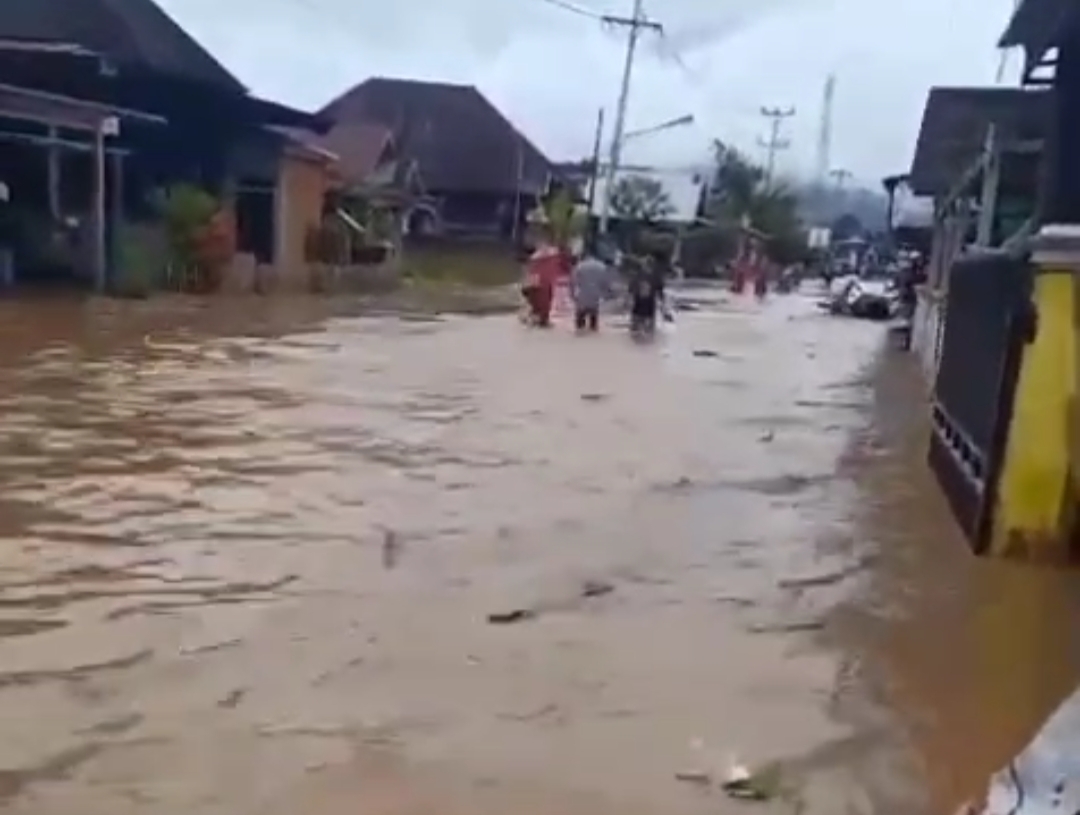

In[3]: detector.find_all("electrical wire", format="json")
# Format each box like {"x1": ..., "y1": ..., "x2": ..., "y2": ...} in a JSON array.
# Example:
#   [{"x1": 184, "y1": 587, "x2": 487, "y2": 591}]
[
  {"x1": 533, "y1": 0, "x2": 609, "y2": 21},
  {"x1": 655, "y1": 31, "x2": 707, "y2": 86}
]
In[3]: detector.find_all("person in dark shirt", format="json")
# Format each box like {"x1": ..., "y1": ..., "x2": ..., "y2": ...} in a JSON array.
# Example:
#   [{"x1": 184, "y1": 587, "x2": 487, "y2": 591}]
[{"x1": 629, "y1": 256, "x2": 665, "y2": 335}]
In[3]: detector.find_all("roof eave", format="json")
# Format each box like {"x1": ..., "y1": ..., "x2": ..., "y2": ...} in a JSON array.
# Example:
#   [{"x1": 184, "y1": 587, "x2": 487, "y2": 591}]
[
  {"x1": 246, "y1": 97, "x2": 330, "y2": 133},
  {"x1": 997, "y1": 0, "x2": 1075, "y2": 66}
]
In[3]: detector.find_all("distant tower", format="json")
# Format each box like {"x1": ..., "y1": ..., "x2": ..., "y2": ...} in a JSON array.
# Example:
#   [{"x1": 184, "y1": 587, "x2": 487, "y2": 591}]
[{"x1": 815, "y1": 74, "x2": 835, "y2": 186}]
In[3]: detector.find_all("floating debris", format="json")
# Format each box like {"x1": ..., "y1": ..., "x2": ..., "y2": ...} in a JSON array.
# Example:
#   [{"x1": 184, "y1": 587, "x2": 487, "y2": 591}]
[
  {"x1": 580, "y1": 579, "x2": 615, "y2": 599},
  {"x1": 674, "y1": 770, "x2": 712, "y2": 785},
  {"x1": 777, "y1": 562, "x2": 863, "y2": 590},
  {"x1": 488, "y1": 580, "x2": 613, "y2": 626},
  {"x1": 381, "y1": 529, "x2": 401, "y2": 569},
  {"x1": 217, "y1": 689, "x2": 246, "y2": 709},
  {"x1": 721, "y1": 758, "x2": 784, "y2": 802},
  {"x1": 486, "y1": 608, "x2": 537, "y2": 625},
  {"x1": 747, "y1": 620, "x2": 825, "y2": 634},
  {"x1": 758, "y1": 430, "x2": 775, "y2": 442}
]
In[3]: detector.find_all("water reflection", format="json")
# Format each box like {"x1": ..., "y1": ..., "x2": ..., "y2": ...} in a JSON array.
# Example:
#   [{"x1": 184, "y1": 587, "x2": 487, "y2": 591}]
[
  {"x1": 0, "y1": 291, "x2": 1075, "y2": 815},
  {"x1": 830, "y1": 356, "x2": 1080, "y2": 813}
]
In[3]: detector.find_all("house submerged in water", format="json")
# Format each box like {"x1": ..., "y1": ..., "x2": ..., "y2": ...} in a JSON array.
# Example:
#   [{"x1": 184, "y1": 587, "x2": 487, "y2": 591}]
[{"x1": 0, "y1": 0, "x2": 333, "y2": 292}]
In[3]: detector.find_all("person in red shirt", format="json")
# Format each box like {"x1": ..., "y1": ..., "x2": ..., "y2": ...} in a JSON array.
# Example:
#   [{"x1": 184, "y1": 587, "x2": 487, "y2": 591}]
[{"x1": 525, "y1": 230, "x2": 562, "y2": 327}]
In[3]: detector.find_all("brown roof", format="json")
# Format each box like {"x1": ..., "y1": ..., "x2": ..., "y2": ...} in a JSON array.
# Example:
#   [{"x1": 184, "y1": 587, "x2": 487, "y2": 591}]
[
  {"x1": 315, "y1": 123, "x2": 394, "y2": 183},
  {"x1": 908, "y1": 86, "x2": 1049, "y2": 196},
  {"x1": 267, "y1": 126, "x2": 338, "y2": 164},
  {"x1": 0, "y1": 0, "x2": 243, "y2": 91},
  {"x1": 318, "y1": 77, "x2": 552, "y2": 195}
]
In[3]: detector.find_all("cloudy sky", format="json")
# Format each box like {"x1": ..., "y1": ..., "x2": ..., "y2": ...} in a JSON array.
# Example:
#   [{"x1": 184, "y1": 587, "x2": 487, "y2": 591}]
[{"x1": 161, "y1": 0, "x2": 1021, "y2": 185}]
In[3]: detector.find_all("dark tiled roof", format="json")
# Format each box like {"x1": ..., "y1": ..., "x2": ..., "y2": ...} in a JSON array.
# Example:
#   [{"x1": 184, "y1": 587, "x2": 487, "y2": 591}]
[
  {"x1": 318, "y1": 77, "x2": 553, "y2": 195},
  {"x1": 908, "y1": 87, "x2": 1050, "y2": 196},
  {"x1": 999, "y1": 0, "x2": 1077, "y2": 64},
  {"x1": 0, "y1": 0, "x2": 243, "y2": 92}
]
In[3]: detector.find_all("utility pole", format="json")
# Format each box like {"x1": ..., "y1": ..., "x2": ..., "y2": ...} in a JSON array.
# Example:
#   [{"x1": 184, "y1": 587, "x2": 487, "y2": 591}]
[
  {"x1": 757, "y1": 106, "x2": 794, "y2": 190},
  {"x1": 829, "y1": 167, "x2": 852, "y2": 193},
  {"x1": 511, "y1": 136, "x2": 524, "y2": 243},
  {"x1": 586, "y1": 107, "x2": 605, "y2": 250},
  {"x1": 815, "y1": 74, "x2": 835, "y2": 187},
  {"x1": 597, "y1": 0, "x2": 663, "y2": 238},
  {"x1": 829, "y1": 167, "x2": 852, "y2": 223}
]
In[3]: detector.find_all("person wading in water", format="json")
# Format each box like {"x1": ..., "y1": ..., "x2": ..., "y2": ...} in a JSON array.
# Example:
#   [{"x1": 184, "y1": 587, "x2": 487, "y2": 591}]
[
  {"x1": 570, "y1": 247, "x2": 611, "y2": 332},
  {"x1": 628, "y1": 255, "x2": 665, "y2": 336},
  {"x1": 522, "y1": 228, "x2": 562, "y2": 327}
]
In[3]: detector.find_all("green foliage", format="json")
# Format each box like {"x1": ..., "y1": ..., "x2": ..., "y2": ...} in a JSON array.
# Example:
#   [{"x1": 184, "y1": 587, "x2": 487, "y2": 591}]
[
  {"x1": 609, "y1": 174, "x2": 674, "y2": 222},
  {"x1": 402, "y1": 245, "x2": 520, "y2": 287},
  {"x1": 704, "y1": 140, "x2": 808, "y2": 264},
  {"x1": 113, "y1": 223, "x2": 165, "y2": 297},
  {"x1": 156, "y1": 183, "x2": 219, "y2": 270},
  {"x1": 543, "y1": 186, "x2": 584, "y2": 248},
  {"x1": 342, "y1": 195, "x2": 371, "y2": 231},
  {"x1": 706, "y1": 140, "x2": 765, "y2": 222}
]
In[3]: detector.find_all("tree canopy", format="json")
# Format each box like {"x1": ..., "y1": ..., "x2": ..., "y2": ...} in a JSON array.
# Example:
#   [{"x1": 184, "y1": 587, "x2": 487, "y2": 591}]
[
  {"x1": 702, "y1": 140, "x2": 807, "y2": 264},
  {"x1": 609, "y1": 174, "x2": 675, "y2": 223}
]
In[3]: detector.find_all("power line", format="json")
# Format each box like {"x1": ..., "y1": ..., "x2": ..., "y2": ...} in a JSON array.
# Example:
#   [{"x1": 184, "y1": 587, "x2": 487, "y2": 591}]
[
  {"x1": 655, "y1": 30, "x2": 706, "y2": 85},
  {"x1": 757, "y1": 106, "x2": 794, "y2": 189},
  {"x1": 534, "y1": 0, "x2": 608, "y2": 21}
]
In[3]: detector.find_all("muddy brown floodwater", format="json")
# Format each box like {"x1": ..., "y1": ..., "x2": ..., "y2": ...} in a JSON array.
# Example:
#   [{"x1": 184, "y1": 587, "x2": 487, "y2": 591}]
[{"x1": 1, "y1": 289, "x2": 1079, "y2": 815}]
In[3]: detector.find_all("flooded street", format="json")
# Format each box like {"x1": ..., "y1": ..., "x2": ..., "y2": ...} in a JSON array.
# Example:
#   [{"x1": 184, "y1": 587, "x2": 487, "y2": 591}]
[{"x1": 1, "y1": 289, "x2": 1079, "y2": 815}]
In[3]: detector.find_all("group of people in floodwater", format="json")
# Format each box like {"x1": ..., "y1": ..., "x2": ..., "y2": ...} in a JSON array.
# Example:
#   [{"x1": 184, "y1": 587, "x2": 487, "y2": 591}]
[
  {"x1": 518, "y1": 227, "x2": 795, "y2": 335},
  {"x1": 519, "y1": 230, "x2": 671, "y2": 335}
]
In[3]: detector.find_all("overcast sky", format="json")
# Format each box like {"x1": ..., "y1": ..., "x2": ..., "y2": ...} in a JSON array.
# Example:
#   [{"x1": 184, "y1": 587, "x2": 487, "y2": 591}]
[{"x1": 162, "y1": 0, "x2": 1021, "y2": 185}]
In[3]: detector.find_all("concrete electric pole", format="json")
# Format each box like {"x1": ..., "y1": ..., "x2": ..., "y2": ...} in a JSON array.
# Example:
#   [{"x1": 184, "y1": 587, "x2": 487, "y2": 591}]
[
  {"x1": 829, "y1": 167, "x2": 852, "y2": 193},
  {"x1": 597, "y1": 0, "x2": 663, "y2": 237},
  {"x1": 814, "y1": 74, "x2": 835, "y2": 187},
  {"x1": 758, "y1": 106, "x2": 795, "y2": 190}
]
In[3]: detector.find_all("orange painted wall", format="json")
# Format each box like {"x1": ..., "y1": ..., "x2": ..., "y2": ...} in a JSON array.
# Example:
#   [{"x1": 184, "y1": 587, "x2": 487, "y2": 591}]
[{"x1": 277, "y1": 149, "x2": 333, "y2": 274}]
